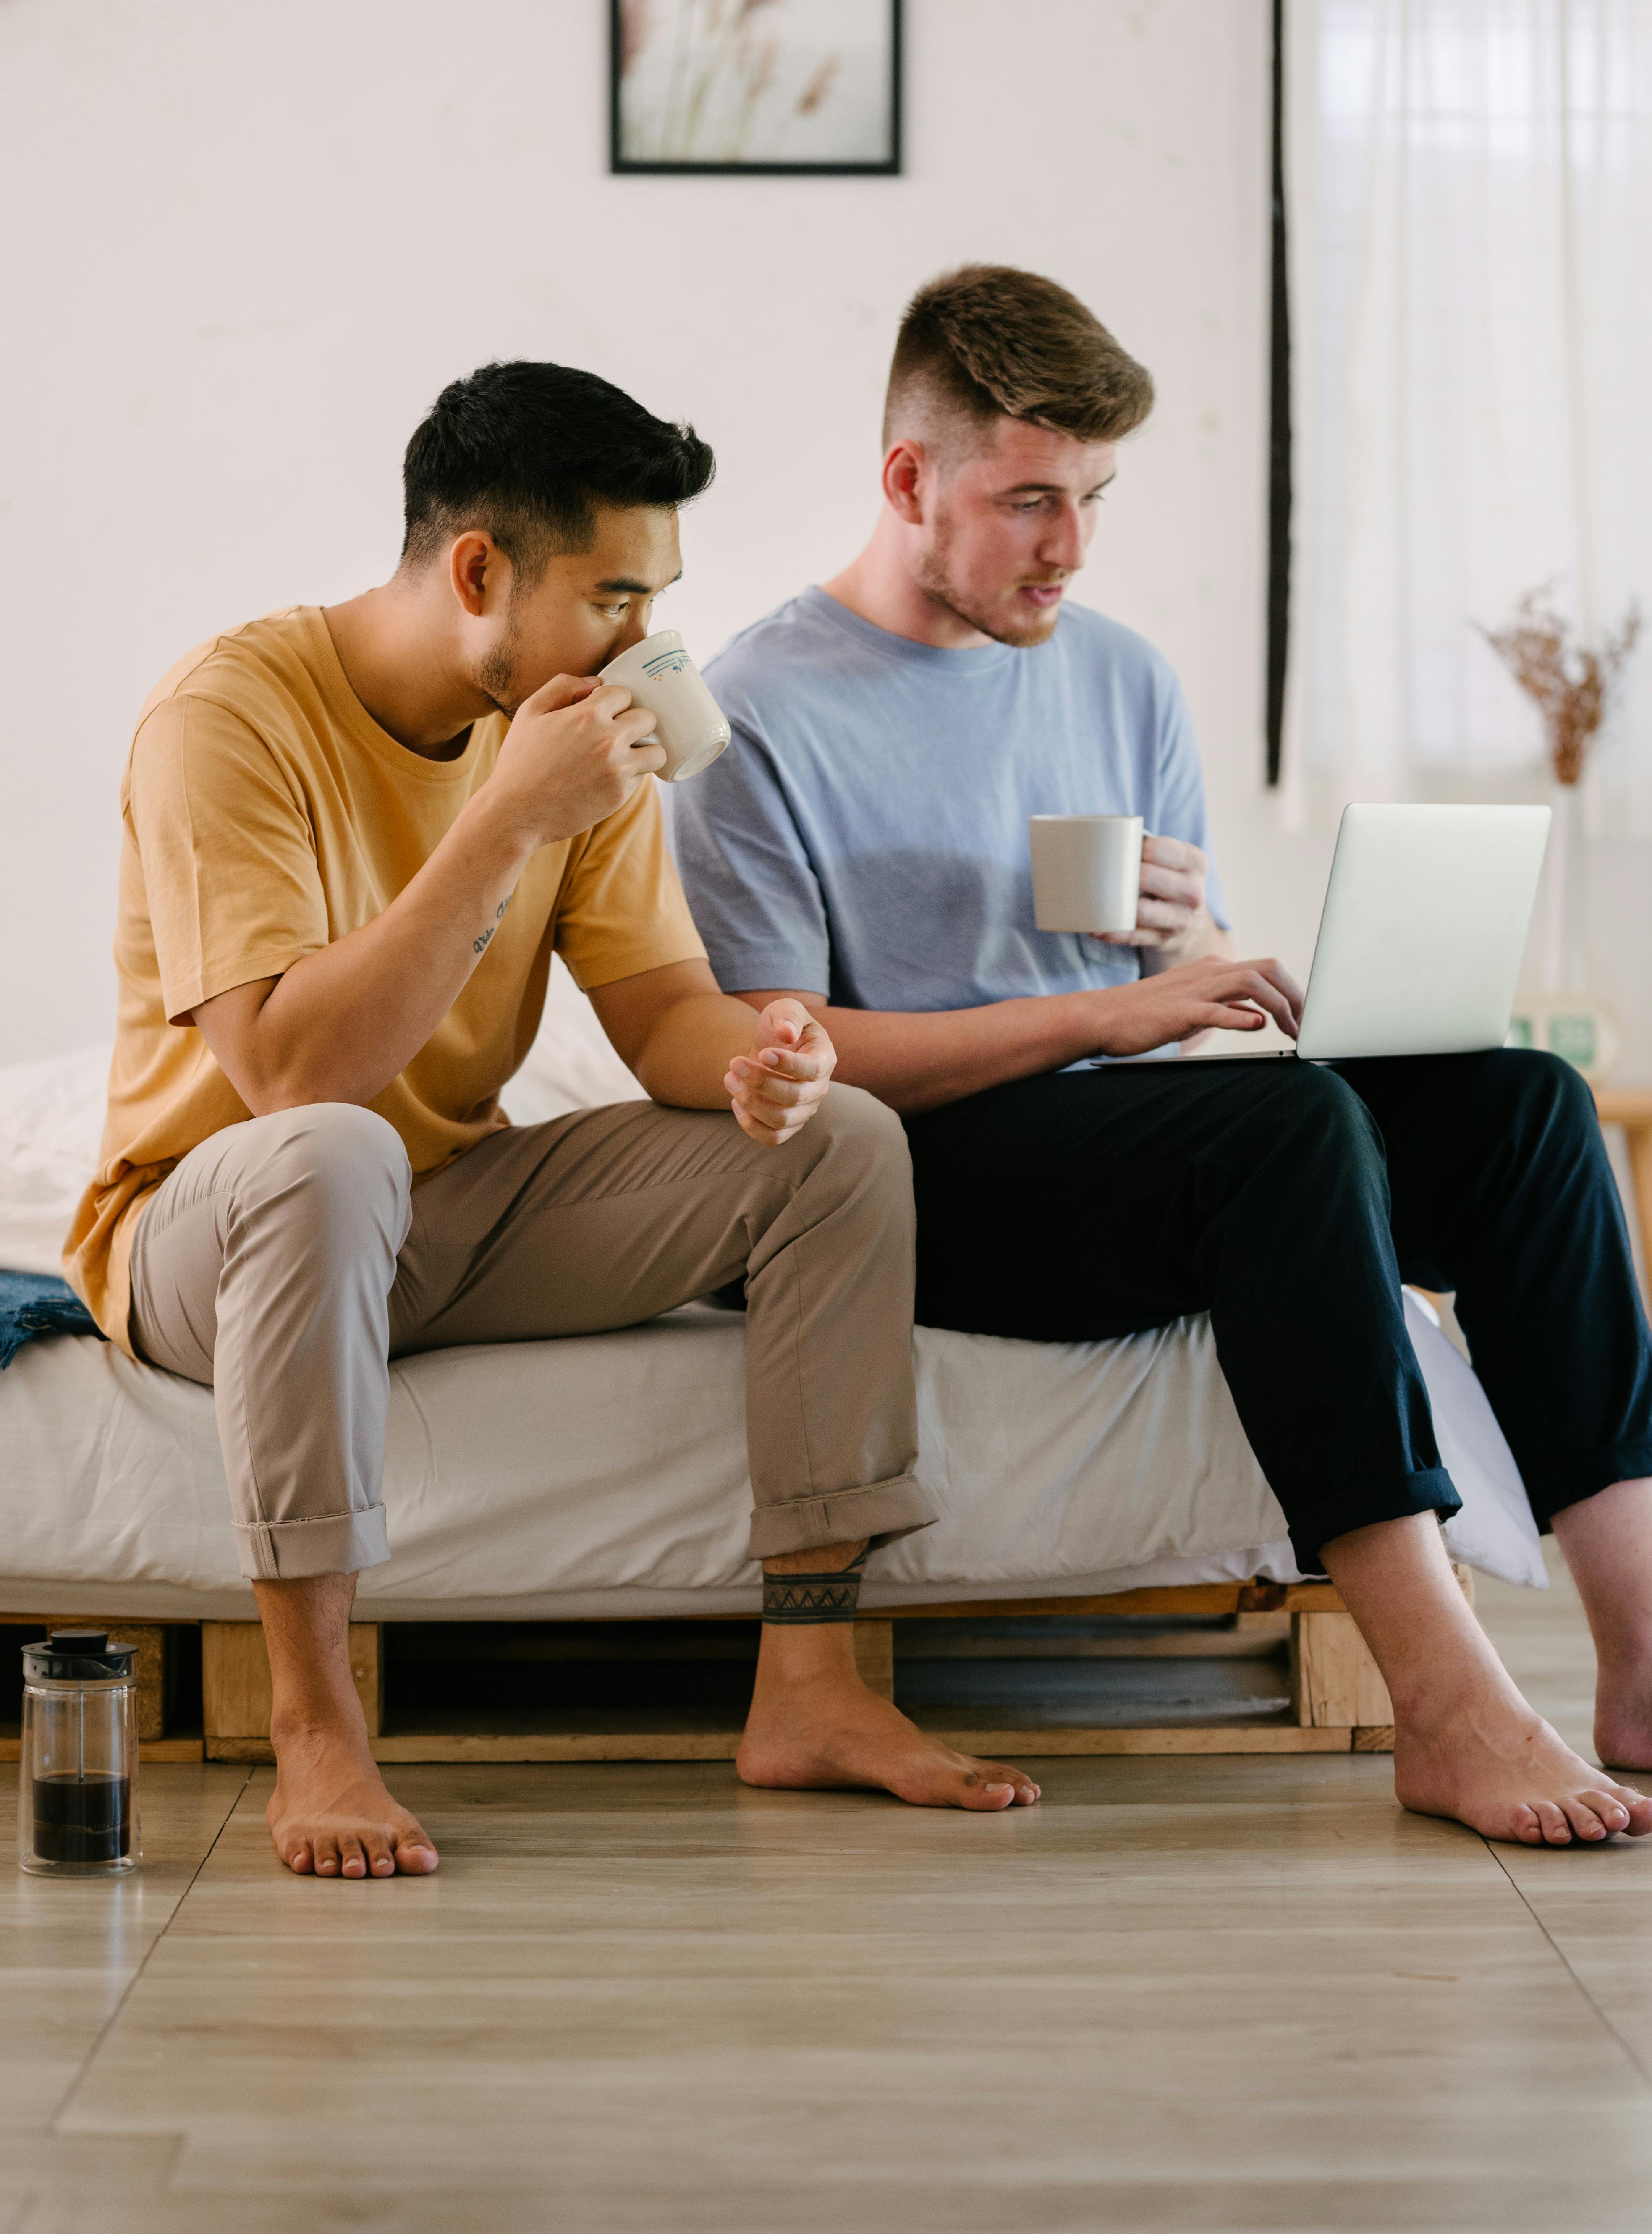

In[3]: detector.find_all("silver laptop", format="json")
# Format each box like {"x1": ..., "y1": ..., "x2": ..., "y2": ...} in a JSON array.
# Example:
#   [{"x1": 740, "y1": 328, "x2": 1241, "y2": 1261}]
[{"x1": 1208, "y1": 803, "x2": 1551, "y2": 1063}]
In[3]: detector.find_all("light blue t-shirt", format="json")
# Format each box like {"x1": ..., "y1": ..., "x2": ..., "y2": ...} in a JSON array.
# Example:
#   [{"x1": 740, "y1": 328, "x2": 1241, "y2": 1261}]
[{"x1": 674, "y1": 586, "x2": 1228, "y2": 1014}]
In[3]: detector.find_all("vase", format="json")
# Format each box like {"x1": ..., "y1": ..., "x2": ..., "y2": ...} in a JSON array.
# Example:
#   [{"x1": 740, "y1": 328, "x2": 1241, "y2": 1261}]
[{"x1": 1507, "y1": 783, "x2": 1622, "y2": 1080}]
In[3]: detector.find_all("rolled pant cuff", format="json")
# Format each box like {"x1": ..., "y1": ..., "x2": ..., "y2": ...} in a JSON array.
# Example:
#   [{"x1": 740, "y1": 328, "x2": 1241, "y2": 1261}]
[
  {"x1": 747, "y1": 1473, "x2": 936, "y2": 1561},
  {"x1": 1530, "y1": 1438, "x2": 1652, "y2": 1531},
  {"x1": 234, "y1": 1505, "x2": 392, "y2": 1581},
  {"x1": 1292, "y1": 1465, "x2": 1462, "y2": 1578}
]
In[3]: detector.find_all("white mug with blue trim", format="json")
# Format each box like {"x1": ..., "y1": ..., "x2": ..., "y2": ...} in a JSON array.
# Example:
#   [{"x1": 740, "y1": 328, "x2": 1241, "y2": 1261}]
[{"x1": 600, "y1": 629, "x2": 731, "y2": 783}]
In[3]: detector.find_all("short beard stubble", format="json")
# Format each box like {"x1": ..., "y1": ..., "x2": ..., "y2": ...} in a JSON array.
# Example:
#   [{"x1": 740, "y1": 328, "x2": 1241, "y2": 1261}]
[
  {"x1": 474, "y1": 616, "x2": 526, "y2": 718},
  {"x1": 914, "y1": 505, "x2": 1062, "y2": 650}
]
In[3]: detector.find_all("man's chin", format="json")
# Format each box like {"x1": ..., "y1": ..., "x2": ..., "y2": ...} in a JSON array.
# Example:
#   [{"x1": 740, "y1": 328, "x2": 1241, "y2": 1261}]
[
  {"x1": 993, "y1": 601, "x2": 1063, "y2": 649},
  {"x1": 919, "y1": 567, "x2": 1066, "y2": 649}
]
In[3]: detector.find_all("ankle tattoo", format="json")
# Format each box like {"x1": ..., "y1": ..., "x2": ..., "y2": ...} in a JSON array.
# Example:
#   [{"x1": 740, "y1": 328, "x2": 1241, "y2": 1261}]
[{"x1": 762, "y1": 1546, "x2": 869, "y2": 1625}]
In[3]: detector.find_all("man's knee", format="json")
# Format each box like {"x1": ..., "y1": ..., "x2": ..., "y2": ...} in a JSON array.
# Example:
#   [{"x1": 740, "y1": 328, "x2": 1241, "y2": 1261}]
[
  {"x1": 236, "y1": 1103, "x2": 412, "y2": 1252},
  {"x1": 818, "y1": 1081, "x2": 910, "y2": 1159},
  {"x1": 1265, "y1": 1063, "x2": 1382, "y2": 1164},
  {"x1": 791, "y1": 1083, "x2": 913, "y2": 1202},
  {"x1": 1487, "y1": 1048, "x2": 1596, "y2": 1141}
]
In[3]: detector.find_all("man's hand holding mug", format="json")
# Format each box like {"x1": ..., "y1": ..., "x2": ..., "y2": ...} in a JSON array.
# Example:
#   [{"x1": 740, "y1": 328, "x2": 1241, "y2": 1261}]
[
  {"x1": 1028, "y1": 812, "x2": 1304, "y2": 1052},
  {"x1": 1094, "y1": 832, "x2": 1212, "y2": 954}
]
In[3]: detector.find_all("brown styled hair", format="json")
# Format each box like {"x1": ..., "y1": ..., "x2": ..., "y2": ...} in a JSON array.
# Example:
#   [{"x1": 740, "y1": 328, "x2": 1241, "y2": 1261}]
[{"x1": 882, "y1": 265, "x2": 1154, "y2": 452}]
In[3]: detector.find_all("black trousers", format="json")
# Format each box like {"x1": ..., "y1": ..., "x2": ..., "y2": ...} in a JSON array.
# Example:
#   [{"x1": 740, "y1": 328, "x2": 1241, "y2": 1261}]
[{"x1": 903, "y1": 1050, "x2": 1652, "y2": 1572}]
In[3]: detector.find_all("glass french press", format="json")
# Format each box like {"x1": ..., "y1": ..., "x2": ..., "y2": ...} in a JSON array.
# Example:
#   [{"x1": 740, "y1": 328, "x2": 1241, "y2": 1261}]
[{"x1": 17, "y1": 1629, "x2": 141, "y2": 1875}]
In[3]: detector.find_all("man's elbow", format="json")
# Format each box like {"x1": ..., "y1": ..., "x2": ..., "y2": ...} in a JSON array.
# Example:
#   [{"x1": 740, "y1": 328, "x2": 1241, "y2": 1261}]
[{"x1": 213, "y1": 1045, "x2": 368, "y2": 1119}]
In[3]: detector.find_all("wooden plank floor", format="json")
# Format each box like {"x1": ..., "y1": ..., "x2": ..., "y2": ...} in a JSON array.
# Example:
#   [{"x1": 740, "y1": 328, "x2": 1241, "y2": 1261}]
[{"x1": 7, "y1": 1553, "x2": 1652, "y2": 2231}]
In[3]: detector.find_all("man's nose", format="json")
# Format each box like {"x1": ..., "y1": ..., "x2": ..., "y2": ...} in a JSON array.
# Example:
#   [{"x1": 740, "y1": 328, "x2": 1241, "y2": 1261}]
[
  {"x1": 1037, "y1": 505, "x2": 1086, "y2": 574},
  {"x1": 611, "y1": 606, "x2": 653, "y2": 657}
]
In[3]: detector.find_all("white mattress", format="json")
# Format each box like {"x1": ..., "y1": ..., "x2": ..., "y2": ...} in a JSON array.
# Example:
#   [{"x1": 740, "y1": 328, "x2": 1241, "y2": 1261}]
[
  {"x1": 0, "y1": 997, "x2": 1547, "y2": 1619},
  {"x1": 0, "y1": 1292, "x2": 1544, "y2": 1619}
]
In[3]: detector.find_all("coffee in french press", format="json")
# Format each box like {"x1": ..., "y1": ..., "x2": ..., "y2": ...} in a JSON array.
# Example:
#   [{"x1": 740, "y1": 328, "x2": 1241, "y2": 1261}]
[{"x1": 17, "y1": 1629, "x2": 141, "y2": 1875}]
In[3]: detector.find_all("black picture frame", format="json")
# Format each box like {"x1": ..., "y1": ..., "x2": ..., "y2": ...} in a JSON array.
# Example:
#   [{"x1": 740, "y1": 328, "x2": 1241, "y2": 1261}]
[{"x1": 609, "y1": 0, "x2": 903, "y2": 176}]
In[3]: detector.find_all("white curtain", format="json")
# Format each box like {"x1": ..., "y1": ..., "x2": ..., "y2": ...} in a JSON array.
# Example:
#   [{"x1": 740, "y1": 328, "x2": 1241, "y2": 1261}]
[{"x1": 1283, "y1": 0, "x2": 1652, "y2": 830}]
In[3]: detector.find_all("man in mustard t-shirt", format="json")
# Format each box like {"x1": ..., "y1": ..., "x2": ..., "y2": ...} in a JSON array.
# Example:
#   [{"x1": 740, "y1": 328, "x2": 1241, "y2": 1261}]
[{"x1": 69, "y1": 362, "x2": 1041, "y2": 1878}]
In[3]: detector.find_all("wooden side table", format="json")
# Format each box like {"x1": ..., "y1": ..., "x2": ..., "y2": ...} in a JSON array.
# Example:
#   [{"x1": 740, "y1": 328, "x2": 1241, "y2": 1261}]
[{"x1": 1595, "y1": 1087, "x2": 1652, "y2": 1289}]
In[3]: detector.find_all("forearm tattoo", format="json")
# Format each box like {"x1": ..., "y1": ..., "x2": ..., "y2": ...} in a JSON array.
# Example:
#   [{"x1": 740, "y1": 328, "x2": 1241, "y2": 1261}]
[
  {"x1": 472, "y1": 893, "x2": 512, "y2": 957},
  {"x1": 762, "y1": 1543, "x2": 871, "y2": 1624}
]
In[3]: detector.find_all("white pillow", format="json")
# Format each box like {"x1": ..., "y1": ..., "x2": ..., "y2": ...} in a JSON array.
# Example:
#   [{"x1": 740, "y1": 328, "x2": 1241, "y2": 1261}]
[{"x1": 0, "y1": 1042, "x2": 110, "y2": 1275}]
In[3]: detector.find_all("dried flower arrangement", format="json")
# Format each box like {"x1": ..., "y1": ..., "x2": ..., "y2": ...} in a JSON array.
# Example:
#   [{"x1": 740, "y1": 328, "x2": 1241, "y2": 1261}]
[{"x1": 1476, "y1": 587, "x2": 1643, "y2": 786}]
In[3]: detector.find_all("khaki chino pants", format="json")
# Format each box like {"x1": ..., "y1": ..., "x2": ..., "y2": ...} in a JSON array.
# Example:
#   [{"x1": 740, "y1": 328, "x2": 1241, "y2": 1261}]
[{"x1": 128, "y1": 1090, "x2": 932, "y2": 1581}]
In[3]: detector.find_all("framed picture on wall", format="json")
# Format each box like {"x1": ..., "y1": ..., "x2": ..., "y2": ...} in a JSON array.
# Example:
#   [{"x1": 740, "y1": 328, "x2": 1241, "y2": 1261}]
[{"x1": 610, "y1": 0, "x2": 902, "y2": 175}]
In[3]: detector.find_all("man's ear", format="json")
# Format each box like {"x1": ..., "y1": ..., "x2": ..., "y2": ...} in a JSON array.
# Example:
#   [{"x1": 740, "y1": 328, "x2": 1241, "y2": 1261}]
[
  {"x1": 448, "y1": 531, "x2": 508, "y2": 618},
  {"x1": 880, "y1": 439, "x2": 929, "y2": 526}
]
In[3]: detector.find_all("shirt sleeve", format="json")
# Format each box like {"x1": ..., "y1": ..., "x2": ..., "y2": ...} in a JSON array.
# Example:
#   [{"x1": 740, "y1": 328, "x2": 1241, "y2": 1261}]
[
  {"x1": 553, "y1": 773, "x2": 707, "y2": 992},
  {"x1": 1153, "y1": 671, "x2": 1231, "y2": 931},
  {"x1": 672, "y1": 718, "x2": 833, "y2": 996},
  {"x1": 127, "y1": 693, "x2": 329, "y2": 1024}
]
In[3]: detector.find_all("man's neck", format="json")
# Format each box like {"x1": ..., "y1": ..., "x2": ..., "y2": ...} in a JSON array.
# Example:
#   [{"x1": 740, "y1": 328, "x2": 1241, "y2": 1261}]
[
  {"x1": 323, "y1": 582, "x2": 492, "y2": 759},
  {"x1": 819, "y1": 514, "x2": 993, "y2": 651}
]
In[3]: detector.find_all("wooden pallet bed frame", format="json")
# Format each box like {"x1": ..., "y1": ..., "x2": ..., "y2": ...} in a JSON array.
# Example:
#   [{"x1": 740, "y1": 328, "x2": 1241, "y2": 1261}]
[{"x1": 3, "y1": 1572, "x2": 1474, "y2": 1765}]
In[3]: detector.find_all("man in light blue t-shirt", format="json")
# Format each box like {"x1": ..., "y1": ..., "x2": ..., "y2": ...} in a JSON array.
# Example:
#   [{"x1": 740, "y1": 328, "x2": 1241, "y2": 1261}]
[
  {"x1": 677, "y1": 263, "x2": 1652, "y2": 1851},
  {"x1": 679, "y1": 578, "x2": 1230, "y2": 1021}
]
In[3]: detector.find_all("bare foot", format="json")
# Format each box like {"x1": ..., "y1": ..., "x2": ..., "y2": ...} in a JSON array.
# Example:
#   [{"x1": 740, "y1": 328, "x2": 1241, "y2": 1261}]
[
  {"x1": 267, "y1": 1720, "x2": 439, "y2": 1878},
  {"x1": 1592, "y1": 1660, "x2": 1652, "y2": 1773},
  {"x1": 738, "y1": 1646, "x2": 1040, "y2": 1811},
  {"x1": 1395, "y1": 1691, "x2": 1652, "y2": 1846}
]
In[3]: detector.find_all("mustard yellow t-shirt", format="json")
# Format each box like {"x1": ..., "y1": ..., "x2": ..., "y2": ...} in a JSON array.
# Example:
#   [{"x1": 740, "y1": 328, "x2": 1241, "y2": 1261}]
[{"x1": 65, "y1": 605, "x2": 706, "y2": 1352}]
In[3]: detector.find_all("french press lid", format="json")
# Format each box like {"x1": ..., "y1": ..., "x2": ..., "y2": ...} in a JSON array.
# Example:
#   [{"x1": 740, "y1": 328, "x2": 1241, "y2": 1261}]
[{"x1": 21, "y1": 1629, "x2": 139, "y2": 1682}]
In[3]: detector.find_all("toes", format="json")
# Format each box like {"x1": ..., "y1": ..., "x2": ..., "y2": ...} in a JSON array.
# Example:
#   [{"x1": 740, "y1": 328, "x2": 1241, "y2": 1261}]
[
  {"x1": 1511, "y1": 1805, "x2": 1545, "y2": 1845},
  {"x1": 1534, "y1": 1800, "x2": 1573, "y2": 1845},
  {"x1": 1612, "y1": 1784, "x2": 1652, "y2": 1836},
  {"x1": 361, "y1": 1831, "x2": 396, "y2": 1878},
  {"x1": 1585, "y1": 1789, "x2": 1632, "y2": 1836},
  {"x1": 278, "y1": 1825, "x2": 434, "y2": 1879},
  {"x1": 957, "y1": 1775, "x2": 1018, "y2": 1812},
  {"x1": 979, "y1": 1759, "x2": 1041, "y2": 1805},
  {"x1": 1560, "y1": 1796, "x2": 1611, "y2": 1841}
]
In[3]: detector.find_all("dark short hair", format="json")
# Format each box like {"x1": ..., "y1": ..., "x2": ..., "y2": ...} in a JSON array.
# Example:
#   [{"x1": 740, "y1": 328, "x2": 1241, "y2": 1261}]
[
  {"x1": 401, "y1": 360, "x2": 716, "y2": 579},
  {"x1": 884, "y1": 265, "x2": 1154, "y2": 450}
]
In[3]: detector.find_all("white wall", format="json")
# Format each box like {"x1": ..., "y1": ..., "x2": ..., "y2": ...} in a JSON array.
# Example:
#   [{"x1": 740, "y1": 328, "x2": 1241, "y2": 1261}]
[
  {"x1": 0, "y1": 0, "x2": 1304, "y2": 1063},
  {"x1": 9, "y1": 0, "x2": 1648, "y2": 1086}
]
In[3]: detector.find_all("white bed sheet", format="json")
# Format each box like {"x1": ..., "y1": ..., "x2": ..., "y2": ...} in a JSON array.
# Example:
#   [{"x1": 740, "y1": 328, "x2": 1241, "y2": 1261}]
[
  {"x1": 0, "y1": 1011, "x2": 1546, "y2": 1617},
  {"x1": 0, "y1": 1293, "x2": 1544, "y2": 1620}
]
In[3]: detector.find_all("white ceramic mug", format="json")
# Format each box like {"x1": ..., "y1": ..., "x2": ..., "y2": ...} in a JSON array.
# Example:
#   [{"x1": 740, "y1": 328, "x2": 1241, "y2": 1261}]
[
  {"x1": 598, "y1": 629, "x2": 731, "y2": 783},
  {"x1": 1029, "y1": 815, "x2": 1145, "y2": 935}
]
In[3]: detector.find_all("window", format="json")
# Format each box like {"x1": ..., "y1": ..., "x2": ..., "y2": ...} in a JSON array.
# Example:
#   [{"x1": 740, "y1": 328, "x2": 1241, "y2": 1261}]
[{"x1": 1282, "y1": 0, "x2": 1652, "y2": 826}]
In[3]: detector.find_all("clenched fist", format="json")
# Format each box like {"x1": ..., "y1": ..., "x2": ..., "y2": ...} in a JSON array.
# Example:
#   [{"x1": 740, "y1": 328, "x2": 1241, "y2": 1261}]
[
  {"x1": 487, "y1": 674, "x2": 667, "y2": 846},
  {"x1": 724, "y1": 999, "x2": 838, "y2": 1147}
]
